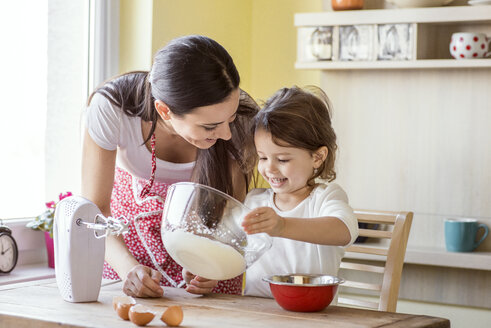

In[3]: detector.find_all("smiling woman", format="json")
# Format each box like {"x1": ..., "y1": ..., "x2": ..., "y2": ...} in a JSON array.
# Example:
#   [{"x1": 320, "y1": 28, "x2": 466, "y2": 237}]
[{"x1": 82, "y1": 35, "x2": 259, "y2": 299}]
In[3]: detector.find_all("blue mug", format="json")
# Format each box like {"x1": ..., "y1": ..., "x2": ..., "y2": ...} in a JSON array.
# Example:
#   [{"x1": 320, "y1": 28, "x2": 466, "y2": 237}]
[{"x1": 444, "y1": 218, "x2": 489, "y2": 252}]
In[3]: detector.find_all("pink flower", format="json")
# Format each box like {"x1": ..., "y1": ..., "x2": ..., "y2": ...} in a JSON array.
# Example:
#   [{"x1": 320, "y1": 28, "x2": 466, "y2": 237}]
[
  {"x1": 45, "y1": 192, "x2": 72, "y2": 209},
  {"x1": 58, "y1": 192, "x2": 73, "y2": 201},
  {"x1": 45, "y1": 201, "x2": 56, "y2": 209}
]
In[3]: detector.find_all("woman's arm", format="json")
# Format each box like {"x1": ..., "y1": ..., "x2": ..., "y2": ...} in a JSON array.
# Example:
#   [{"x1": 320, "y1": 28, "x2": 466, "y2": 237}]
[
  {"x1": 242, "y1": 207, "x2": 351, "y2": 246},
  {"x1": 81, "y1": 130, "x2": 163, "y2": 297},
  {"x1": 81, "y1": 130, "x2": 115, "y2": 217},
  {"x1": 81, "y1": 129, "x2": 138, "y2": 274}
]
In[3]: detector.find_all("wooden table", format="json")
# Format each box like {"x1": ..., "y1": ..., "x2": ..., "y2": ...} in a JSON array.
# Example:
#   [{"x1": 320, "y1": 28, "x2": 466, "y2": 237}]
[{"x1": 0, "y1": 279, "x2": 449, "y2": 328}]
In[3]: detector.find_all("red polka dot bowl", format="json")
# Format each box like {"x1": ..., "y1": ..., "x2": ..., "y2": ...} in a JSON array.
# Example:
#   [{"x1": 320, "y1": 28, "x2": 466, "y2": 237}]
[
  {"x1": 263, "y1": 274, "x2": 344, "y2": 312},
  {"x1": 450, "y1": 32, "x2": 491, "y2": 59}
]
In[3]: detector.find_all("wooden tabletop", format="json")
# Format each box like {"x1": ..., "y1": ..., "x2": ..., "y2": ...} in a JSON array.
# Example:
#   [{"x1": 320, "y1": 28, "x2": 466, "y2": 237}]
[{"x1": 0, "y1": 279, "x2": 449, "y2": 328}]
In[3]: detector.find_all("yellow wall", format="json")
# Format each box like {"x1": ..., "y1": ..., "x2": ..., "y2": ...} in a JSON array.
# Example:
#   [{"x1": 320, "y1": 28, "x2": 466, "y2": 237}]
[
  {"x1": 119, "y1": 0, "x2": 322, "y2": 101},
  {"x1": 151, "y1": 1, "x2": 253, "y2": 93},
  {"x1": 250, "y1": 0, "x2": 322, "y2": 102},
  {"x1": 120, "y1": 0, "x2": 253, "y2": 92},
  {"x1": 119, "y1": 0, "x2": 153, "y2": 72}
]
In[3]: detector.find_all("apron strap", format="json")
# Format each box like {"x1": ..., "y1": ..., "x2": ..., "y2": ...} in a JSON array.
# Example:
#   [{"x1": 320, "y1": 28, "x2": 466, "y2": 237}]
[{"x1": 139, "y1": 133, "x2": 157, "y2": 199}]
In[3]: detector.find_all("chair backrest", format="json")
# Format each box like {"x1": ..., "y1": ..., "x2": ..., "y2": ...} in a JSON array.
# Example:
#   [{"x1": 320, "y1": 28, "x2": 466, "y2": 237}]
[{"x1": 337, "y1": 210, "x2": 413, "y2": 312}]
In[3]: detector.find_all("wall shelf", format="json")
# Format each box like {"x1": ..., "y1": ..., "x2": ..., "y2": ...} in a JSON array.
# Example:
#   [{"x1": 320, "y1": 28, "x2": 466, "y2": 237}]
[
  {"x1": 344, "y1": 246, "x2": 491, "y2": 271},
  {"x1": 295, "y1": 59, "x2": 491, "y2": 70},
  {"x1": 295, "y1": 6, "x2": 491, "y2": 70},
  {"x1": 294, "y1": 6, "x2": 491, "y2": 27}
]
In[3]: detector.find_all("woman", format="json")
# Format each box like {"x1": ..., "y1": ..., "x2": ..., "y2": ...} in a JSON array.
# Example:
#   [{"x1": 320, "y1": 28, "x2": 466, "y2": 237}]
[{"x1": 82, "y1": 35, "x2": 258, "y2": 298}]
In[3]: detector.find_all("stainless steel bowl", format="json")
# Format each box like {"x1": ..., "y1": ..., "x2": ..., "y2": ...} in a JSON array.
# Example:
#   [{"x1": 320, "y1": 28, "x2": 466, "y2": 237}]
[{"x1": 263, "y1": 274, "x2": 344, "y2": 286}]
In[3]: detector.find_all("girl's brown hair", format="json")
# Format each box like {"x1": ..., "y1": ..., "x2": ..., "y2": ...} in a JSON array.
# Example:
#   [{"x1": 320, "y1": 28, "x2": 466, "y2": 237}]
[
  {"x1": 254, "y1": 86, "x2": 337, "y2": 185},
  {"x1": 87, "y1": 35, "x2": 258, "y2": 199}
]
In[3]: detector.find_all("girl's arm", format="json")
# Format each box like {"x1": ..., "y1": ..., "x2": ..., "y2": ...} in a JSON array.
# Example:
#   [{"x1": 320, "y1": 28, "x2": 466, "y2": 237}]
[
  {"x1": 81, "y1": 130, "x2": 163, "y2": 297},
  {"x1": 242, "y1": 207, "x2": 352, "y2": 246},
  {"x1": 280, "y1": 215, "x2": 351, "y2": 246}
]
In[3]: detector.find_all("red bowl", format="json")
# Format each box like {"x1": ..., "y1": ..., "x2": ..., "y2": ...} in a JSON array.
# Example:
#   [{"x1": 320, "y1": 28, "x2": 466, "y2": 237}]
[{"x1": 263, "y1": 274, "x2": 344, "y2": 312}]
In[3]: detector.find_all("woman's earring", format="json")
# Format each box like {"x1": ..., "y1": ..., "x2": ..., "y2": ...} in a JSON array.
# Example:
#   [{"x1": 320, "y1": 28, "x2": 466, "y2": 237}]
[{"x1": 313, "y1": 168, "x2": 319, "y2": 175}]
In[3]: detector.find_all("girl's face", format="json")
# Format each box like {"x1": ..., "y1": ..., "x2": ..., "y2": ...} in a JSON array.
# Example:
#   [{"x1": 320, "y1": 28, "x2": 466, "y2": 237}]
[
  {"x1": 255, "y1": 129, "x2": 320, "y2": 198},
  {"x1": 159, "y1": 88, "x2": 240, "y2": 149}
]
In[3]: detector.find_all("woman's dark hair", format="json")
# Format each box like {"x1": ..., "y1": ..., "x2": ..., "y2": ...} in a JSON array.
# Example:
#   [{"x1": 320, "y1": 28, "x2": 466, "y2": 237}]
[
  {"x1": 87, "y1": 35, "x2": 258, "y2": 200},
  {"x1": 254, "y1": 86, "x2": 338, "y2": 185}
]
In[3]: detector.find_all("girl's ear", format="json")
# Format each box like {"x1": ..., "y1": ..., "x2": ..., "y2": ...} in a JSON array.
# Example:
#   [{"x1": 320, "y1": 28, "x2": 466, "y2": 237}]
[
  {"x1": 154, "y1": 100, "x2": 171, "y2": 120},
  {"x1": 313, "y1": 146, "x2": 328, "y2": 168}
]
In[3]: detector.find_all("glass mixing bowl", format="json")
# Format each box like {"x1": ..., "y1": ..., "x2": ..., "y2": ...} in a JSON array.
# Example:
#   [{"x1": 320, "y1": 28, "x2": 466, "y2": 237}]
[{"x1": 161, "y1": 182, "x2": 272, "y2": 281}]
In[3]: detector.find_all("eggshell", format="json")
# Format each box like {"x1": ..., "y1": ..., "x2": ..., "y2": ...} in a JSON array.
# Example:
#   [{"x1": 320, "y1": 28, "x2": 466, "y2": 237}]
[
  {"x1": 112, "y1": 296, "x2": 136, "y2": 320},
  {"x1": 112, "y1": 295, "x2": 136, "y2": 311},
  {"x1": 129, "y1": 304, "x2": 156, "y2": 326},
  {"x1": 161, "y1": 305, "x2": 184, "y2": 327},
  {"x1": 116, "y1": 303, "x2": 132, "y2": 320}
]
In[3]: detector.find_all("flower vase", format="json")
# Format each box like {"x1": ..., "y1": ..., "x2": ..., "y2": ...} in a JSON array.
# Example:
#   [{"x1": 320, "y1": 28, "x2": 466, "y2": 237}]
[{"x1": 44, "y1": 231, "x2": 55, "y2": 268}]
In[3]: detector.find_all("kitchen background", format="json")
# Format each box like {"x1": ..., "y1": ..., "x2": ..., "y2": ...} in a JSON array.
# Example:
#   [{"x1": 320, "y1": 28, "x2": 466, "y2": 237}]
[{"x1": 26, "y1": 0, "x2": 491, "y2": 326}]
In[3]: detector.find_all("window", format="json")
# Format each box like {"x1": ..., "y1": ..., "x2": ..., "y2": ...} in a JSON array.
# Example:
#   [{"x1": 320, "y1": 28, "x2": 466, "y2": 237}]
[
  {"x1": 0, "y1": 1, "x2": 48, "y2": 218},
  {"x1": 0, "y1": 0, "x2": 118, "y2": 220}
]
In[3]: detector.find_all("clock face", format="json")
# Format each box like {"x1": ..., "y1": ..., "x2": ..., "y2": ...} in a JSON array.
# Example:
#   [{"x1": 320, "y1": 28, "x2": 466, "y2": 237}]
[{"x1": 0, "y1": 233, "x2": 18, "y2": 273}]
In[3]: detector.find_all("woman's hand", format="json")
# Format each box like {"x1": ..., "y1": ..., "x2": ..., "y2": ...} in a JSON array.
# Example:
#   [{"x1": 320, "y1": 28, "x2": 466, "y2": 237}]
[
  {"x1": 123, "y1": 264, "x2": 163, "y2": 298},
  {"x1": 182, "y1": 268, "x2": 218, "y2": 294},
  {"x1": 242, "y1": 207, "x2": 285, "y2": 237}
]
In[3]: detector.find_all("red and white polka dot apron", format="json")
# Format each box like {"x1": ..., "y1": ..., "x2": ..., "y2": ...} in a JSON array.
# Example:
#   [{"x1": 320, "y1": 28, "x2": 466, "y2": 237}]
[{"x1": 102, "y1": 134, "x2": 243, "y2": 295}]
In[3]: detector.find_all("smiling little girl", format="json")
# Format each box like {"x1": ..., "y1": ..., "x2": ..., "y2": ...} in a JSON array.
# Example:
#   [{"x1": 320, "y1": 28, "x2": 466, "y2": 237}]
[{"x1": 242, "y1": 86, "x2": 359, "y2": 298}]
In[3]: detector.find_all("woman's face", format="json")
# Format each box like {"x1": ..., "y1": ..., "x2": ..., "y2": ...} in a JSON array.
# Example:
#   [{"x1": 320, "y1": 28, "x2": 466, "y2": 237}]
[{"x1": 164, "y1": 88, "x2": 240, "y2": 149}]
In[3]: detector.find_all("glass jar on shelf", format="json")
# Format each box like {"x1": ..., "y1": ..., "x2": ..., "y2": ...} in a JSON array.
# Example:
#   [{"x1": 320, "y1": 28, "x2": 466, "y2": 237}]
[{"x1": 309, "y1": 26, "x2": 333, "y2": 61}]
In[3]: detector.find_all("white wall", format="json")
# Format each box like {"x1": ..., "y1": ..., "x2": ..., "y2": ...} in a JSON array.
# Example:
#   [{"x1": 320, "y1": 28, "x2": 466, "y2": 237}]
[{"x1": 324, "y1": 69, "x2": 491, "y2": 252}]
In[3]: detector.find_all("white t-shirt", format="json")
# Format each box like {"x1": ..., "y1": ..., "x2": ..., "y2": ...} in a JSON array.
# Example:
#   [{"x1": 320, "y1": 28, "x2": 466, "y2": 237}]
[
  {"x1": 243, "y1": 183, "x2": 358, "y2": 298},
  {"x1": 84, "y1": 92, "x2": 194, "y2": 183}
]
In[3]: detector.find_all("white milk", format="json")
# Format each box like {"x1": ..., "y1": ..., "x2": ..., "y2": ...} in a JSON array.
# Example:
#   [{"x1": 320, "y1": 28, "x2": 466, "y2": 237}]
[{"x1": 162, "y1": 230, "x2": 246, "y2": 280}]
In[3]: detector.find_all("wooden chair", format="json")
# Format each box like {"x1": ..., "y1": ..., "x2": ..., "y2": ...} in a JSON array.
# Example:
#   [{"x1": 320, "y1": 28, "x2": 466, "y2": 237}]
[{"x1": 337, "y1": 210, "x2": 413, "y2": 312}]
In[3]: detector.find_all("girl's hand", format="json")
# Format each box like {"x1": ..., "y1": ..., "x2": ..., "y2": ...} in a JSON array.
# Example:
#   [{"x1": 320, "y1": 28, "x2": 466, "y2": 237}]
[
  {"x1": 182, "y1": 268, "x2": 218, "y2": 294},
  {"x1": 123, "y1": 264, "x2": 163, "y2": 298},
  {"x1": 242, "y1": 207, "x2": 285, "y2": 237}
]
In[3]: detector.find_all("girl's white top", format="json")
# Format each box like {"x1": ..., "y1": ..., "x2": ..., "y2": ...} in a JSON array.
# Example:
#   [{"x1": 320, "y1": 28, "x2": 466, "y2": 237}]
[
  {"x1": 243, "y1": 182, "x2": 358, "y2": 298},
  {"x1": 85, "y1": 93, "x2": 194, "y2": 183}
]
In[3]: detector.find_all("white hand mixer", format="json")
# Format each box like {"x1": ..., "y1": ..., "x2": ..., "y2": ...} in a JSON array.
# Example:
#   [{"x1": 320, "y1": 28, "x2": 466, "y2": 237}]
[{"x1": 53, "y1": 196, "x2": 129, "y2": 302}]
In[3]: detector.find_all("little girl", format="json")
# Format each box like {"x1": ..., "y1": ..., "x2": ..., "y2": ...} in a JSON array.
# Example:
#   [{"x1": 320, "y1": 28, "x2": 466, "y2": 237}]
[{"x1": 242, "y1": 86, "x2": 359, "y2": 298}]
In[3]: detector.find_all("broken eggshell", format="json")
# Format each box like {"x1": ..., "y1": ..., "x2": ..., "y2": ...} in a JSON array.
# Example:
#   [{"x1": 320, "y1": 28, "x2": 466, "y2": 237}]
[
  {"x1": 128, "y1": 304, "x2": 156, "y2": 326},
  {"x1": 112, "y1": 295, "x2": 136, "y2": 320},
  {"x1": 161, "y1": 305, "x2": 184, "y2": 327}
]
